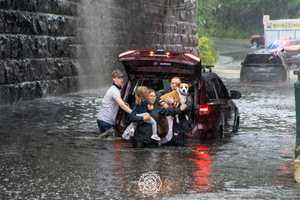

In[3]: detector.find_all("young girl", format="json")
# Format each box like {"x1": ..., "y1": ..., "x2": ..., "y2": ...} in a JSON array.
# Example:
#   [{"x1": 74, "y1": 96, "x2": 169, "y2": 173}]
[
  {"x1": 122, "y1": 86, "x2": 160, "y2": 141},
  {"x1": 146, "y1": 89, "x2": 156, "y2": 112}
]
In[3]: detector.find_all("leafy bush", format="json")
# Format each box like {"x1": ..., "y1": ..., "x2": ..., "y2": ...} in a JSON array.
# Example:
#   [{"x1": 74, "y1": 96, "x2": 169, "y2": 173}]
[{"x1": 198, "y1": 36, "x2": 218, "y2": 65}]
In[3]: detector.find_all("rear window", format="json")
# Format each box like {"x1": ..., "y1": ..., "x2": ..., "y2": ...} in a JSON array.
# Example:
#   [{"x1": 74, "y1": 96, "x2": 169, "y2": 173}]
[{"x1": 244, "y1": 54, "x2": 282, "y2": 65}]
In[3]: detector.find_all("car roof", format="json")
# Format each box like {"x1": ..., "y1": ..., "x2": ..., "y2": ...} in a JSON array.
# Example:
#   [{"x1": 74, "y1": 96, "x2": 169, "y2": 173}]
[
  {"x1": 118, "y1": 49, "x2": 201, "y2": 80},
  {"x1": 119, "y1": 49, "x2": 200, "y2": 66}
]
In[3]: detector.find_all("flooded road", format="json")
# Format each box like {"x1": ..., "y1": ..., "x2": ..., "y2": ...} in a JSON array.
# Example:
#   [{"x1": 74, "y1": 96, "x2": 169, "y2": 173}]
[{"x1": 1, "y1": 40, "x2": 300, "y2": 199}]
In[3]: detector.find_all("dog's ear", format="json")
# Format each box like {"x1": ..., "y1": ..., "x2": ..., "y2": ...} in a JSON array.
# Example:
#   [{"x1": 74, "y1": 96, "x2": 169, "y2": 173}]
[{"x1": 188, "y1": 83, "x2": 192, "y2": 88}]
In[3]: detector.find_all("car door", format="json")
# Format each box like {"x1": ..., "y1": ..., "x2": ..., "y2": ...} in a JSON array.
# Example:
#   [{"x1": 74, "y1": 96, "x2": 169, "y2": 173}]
[
  {"x1": 212, "y1": 78, "x2": 235, "y2": 129},
  {"x1": 205, "y1": 79, "x2": 222, "y2": 125},
  {"x1": 115, "y1": 80, "x2": 133, "y2": 133}
]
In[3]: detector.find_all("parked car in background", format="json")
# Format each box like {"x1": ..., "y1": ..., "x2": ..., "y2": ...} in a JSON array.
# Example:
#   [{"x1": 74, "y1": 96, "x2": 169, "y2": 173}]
[
  {"x1": 265, "y1": 39, "x2": 300, "y2": 68},
  {"x1": 282, "y1": 40, "x2": 300, "y2": 68},
  {"x1": 240, "y1": 49, "x2": 288, "y2": 82},
  {"x1": 116, "y1": 50, "x2": 241, "y2": 147},
  {"x1": 250, "y1": 34, "x2": 265, "y2": 48}
]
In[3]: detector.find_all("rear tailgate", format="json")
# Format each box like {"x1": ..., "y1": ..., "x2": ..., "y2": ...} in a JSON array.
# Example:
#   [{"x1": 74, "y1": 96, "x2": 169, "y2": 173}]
[{"x1": 118, "y1": 50, "x2": 201, "y2": 80}]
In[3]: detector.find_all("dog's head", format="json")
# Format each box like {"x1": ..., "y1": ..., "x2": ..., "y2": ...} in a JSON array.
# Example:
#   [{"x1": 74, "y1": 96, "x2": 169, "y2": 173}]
[{"x1": 177, "y1": 83, "x2": 189, "y2": 96}]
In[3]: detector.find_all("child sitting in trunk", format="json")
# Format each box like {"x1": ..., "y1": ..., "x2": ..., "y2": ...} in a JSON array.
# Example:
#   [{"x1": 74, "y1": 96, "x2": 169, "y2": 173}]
[{"x1": 122, "y1": 86, "x2": 160, "y2": 141}]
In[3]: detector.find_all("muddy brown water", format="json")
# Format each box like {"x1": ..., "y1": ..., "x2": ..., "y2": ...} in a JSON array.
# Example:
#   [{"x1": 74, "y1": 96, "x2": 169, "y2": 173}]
[
  {"x1": 1, "y1": 40, "x2": 300, "y2": 199},
  {"x1": 0, "y1": 76, "x2": 299, "y2": 199}
]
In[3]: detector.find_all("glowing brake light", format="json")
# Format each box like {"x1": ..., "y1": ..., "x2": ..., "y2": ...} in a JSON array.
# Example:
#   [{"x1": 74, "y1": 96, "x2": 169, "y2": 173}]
[
  {"x1": 150, "y1": 50, "x2": 170, "y2": 57},
  {"x1": 184, "y1": 53, "x2": 201, "y2": 62},
  {"x1": 118, "y1": 50, "x2": 136, "y2": 58},
  {"x1": 199, "y1": 104, "x2": 210, "y2": 115}
]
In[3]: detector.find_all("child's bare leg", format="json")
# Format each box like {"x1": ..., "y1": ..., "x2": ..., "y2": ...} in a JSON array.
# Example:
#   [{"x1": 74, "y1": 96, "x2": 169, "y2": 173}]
[{"x1": 148, "y1": 117, "x2": 160, "y2": 141}]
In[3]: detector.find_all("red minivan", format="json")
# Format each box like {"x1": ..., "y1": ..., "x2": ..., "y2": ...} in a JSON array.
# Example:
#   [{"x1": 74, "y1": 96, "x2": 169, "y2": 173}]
[{"x1": 116, "y1": 50, "x2": 241, "y2": 146}]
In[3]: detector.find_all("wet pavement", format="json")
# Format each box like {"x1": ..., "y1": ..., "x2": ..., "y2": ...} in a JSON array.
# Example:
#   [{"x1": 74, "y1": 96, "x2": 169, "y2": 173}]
[{"x1": 1, "y1": 41, "x2": 300, "y2": 199}]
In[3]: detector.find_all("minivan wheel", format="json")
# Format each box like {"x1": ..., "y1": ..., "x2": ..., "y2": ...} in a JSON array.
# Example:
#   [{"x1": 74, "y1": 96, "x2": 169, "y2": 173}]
[
  {"x1": 233, "y1": 116, "x2": 240, "y2": 133},
  {"x1": 217, "y1": 125, "x2": 224, "y2": 139}
]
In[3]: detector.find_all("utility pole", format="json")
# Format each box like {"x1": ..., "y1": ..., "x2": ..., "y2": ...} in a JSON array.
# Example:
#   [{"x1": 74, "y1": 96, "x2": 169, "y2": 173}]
[{"x1": 294, "y1": 70, "x2": 300, "y2": 182}]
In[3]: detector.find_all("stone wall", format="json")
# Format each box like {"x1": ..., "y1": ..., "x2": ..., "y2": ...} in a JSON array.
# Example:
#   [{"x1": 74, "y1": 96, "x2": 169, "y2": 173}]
[
  {"x1": 79, "y1": 0, "x2": 198, "y2": 88},
  {"x1": 0, "y1": 0, "x2": 198, "y2": 104},
  {"x1": 0, "y1": 0, "x2": 80, "y2": 104}
]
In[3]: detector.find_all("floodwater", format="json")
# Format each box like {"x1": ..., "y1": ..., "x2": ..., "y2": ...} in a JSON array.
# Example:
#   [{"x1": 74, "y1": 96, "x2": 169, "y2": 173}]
[{"x1": 1, "y1": 41, "x2": 300, "y2": 199}]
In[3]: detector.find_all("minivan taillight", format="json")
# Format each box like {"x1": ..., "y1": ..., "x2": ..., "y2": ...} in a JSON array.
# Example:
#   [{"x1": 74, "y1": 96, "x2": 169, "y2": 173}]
[{"x1": 199, "y1": 103, "x2": 210, "y2": 115}]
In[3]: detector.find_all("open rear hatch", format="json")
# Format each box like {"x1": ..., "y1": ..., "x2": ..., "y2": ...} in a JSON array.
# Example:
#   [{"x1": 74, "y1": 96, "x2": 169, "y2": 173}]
[{"x1": 118, "y1": 50, "x2": 201, "y2": 80}]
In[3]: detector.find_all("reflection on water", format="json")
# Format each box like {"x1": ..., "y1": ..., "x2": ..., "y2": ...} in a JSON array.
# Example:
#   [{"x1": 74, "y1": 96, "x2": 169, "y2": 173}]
[
  {"x1": 190, "y1": 145, "x2": 213, "y2": 192},
  {"x1": 0, "y1": 79, "x2": 300, "y2": 199},
  {"x1": 108, "y1": 140, "x2": 217, "y2": 199}
]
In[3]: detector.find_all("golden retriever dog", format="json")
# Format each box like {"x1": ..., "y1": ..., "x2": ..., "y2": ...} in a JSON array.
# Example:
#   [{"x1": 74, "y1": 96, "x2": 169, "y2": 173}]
[{"x1": 159, "y1": 83, "x2": 190, "y2": 108}]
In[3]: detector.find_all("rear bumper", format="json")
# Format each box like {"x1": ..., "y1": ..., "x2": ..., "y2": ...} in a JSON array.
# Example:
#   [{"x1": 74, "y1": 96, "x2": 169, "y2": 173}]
[{"x1": 191, "y1": 120, "x2": 216, "y2": 135}]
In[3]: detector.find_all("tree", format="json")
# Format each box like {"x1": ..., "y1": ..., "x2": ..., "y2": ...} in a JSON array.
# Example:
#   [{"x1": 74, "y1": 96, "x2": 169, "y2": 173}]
[{"x1": 197, "y1": 0, "x2": 300, "y2": 38}]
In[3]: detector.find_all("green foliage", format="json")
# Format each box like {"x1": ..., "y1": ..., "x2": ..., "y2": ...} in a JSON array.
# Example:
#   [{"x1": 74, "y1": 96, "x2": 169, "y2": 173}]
[
  {"x1": 197, "y1": 0, "x2": 300, "y2": 38},
  {"x1": 198, "y1": 36, "x2": 218, "y2": 65}
]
